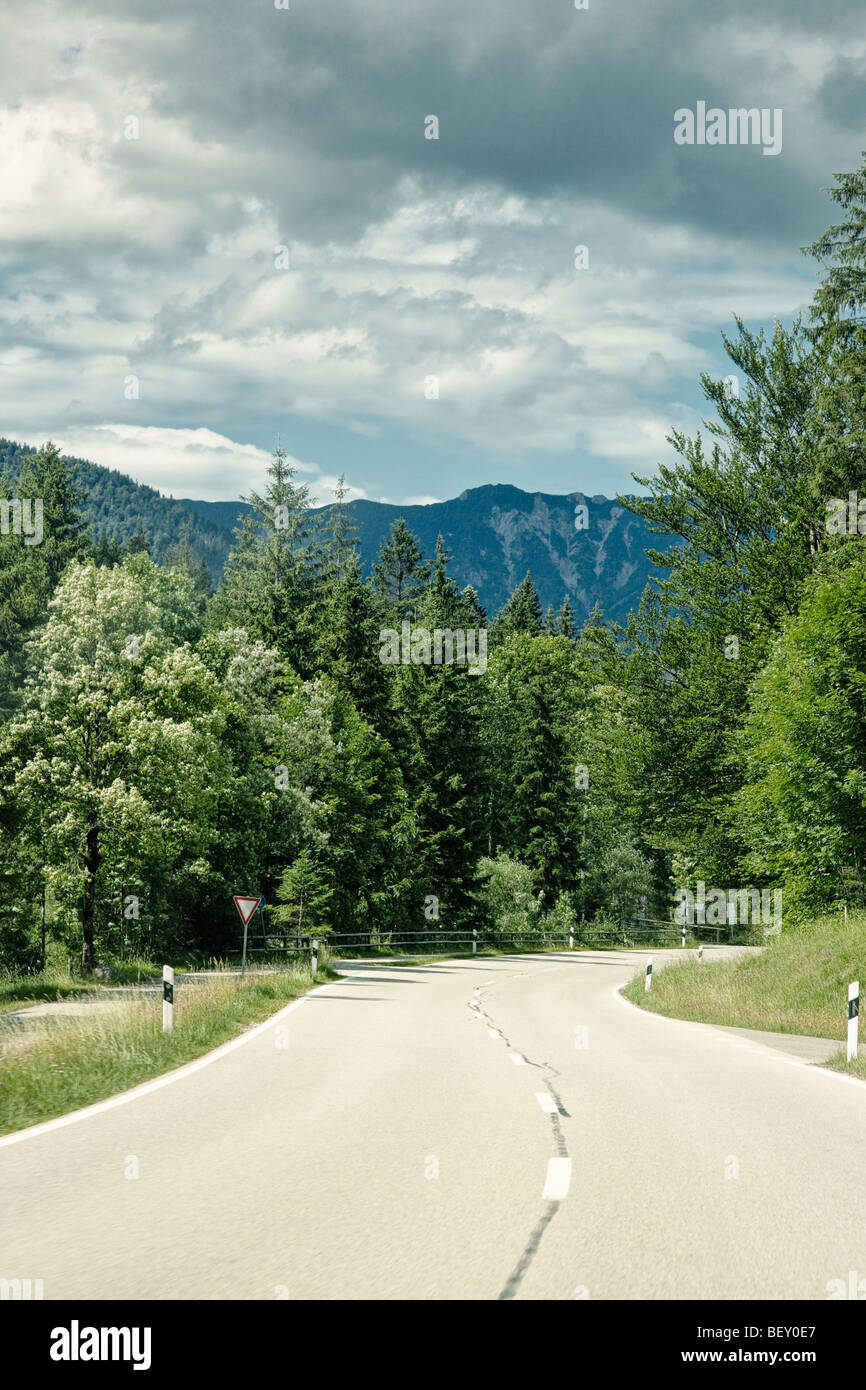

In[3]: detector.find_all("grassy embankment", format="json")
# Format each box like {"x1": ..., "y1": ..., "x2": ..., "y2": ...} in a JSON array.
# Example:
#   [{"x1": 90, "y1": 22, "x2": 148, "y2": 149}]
[
  {"x1": 0, "y1": 961, "x2": 337, "y2": 1137},
  {"x1": 0, "y1": 958, "x2": 163, "y2": 1015},
  {"x1": 622, "y1": 911, "x2": 866, "y2": 1079}
]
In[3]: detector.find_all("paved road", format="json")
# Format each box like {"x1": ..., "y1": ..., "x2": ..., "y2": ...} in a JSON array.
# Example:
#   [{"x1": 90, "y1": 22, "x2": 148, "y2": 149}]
[{"x1": 2, "y1": 949, "x2": 865, "y2": 1300}]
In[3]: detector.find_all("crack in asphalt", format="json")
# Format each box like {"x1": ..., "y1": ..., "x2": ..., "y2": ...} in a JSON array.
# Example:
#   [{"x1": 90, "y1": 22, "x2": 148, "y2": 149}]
[{"x1": 471, "y1": 971, "x2": 572, "y2": 1299}]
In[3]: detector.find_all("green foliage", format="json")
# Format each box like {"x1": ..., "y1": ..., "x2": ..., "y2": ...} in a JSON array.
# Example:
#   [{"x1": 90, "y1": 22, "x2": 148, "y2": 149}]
[
  {"x1": 274, "y1": 850, "x2": 334, "y2": 935},
  {"x1": 372, "y1": 517, "x2": 429, "y2": 621},
  {"x1": 475, "y1": 853, "x2": 541, "y2": 941},
  {"x1": 737, "y1": 546, "x2": 866, "y2": 912},
  {"x1": 7, "y1": 150, "x2": 866, "y2": 979},
  {"x1": 490, "y1": 570, "x2": 543, "y2": 642}
]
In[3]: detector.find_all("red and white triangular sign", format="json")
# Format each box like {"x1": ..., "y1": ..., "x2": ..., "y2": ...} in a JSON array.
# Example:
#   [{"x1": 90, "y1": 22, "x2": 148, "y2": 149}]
[{"x1": 233, "y1": 895, "x2": 261, "y2": 926}]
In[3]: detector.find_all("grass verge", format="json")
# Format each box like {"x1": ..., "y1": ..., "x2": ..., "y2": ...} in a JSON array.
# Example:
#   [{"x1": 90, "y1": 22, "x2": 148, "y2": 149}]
[
  {"x1": 0, "y1": 962, "x2": 337, "y2": 1137},
  {"x1": 622, "y1": 911, "x2": 865, "y2": 1060}
]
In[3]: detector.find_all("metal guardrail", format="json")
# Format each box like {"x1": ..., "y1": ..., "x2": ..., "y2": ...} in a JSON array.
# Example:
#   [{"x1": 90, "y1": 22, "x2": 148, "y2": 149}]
[{"x1": 228, "y1": 921, "x2": 733, "y2": 957}]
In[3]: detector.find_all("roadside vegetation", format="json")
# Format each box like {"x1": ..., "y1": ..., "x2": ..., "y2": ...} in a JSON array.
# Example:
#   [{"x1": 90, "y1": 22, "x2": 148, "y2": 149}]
[
  {"x1": 623, "y1": 912, "x2": 866, "y2": 1075},
  {"x1": 0, "y1": 961, "x2": 336, "y2": 1137}
]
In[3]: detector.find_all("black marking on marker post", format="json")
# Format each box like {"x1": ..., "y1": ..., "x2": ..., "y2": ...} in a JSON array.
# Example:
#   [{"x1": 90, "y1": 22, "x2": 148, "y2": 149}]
[
  {"x1": 163, "y1": 981, "x2": 173, "y2": 1005},
  {"x1": 848, "y1": 981, "x2": 860, "y2": 1061}
]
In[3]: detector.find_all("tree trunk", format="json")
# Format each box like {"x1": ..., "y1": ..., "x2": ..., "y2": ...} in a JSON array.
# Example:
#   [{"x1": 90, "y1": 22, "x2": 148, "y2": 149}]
[{"x1": 81, "y1": 812, "x2": 100, "y2": 975}]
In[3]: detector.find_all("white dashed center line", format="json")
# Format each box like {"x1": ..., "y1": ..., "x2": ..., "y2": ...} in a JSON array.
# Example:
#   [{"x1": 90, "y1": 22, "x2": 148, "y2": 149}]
[
  {"x1": 535, "y1": 1092, "x2": 557, "y2": 1113},
  {"x1": 542, "y1": 1157, "x2": 572, "y2": 1201},
  {"x1": 508, "y1": 1052, "x2": 526, "y2": 1065}
]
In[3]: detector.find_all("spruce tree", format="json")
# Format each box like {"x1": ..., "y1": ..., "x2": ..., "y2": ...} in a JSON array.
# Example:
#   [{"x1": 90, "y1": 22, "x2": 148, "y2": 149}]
[
  {"x1": 324, "y1": 473, "x2": 360, "y2": 585},
  {"x1": 212, "y1": 441, "x2": 323, "y2": 675},
  {"x1": 321, "y1": 551, "x2": 391, "y2": 728},
  {"x1": 0, "y1": 442, "x2": 89, "y2": 717},
  {"x1": 557, "y1": 595, "x2": 577, "y2": 641},
  {"x1": 372, "y1": 518, "x2": 428, "y2": 621},
  {"x1": 274, "y1": 850, "x2": 333, "y2": 937},
  {"x1": 491, "y1": 571, "x2": 543, "y2": 642}
]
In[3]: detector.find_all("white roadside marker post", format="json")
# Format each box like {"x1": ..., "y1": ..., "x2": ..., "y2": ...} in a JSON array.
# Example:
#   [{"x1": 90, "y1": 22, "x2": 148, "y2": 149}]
[
  {"x1": 698, "y1": 942, "x2": 704, "y2": 961},
  {"x1": 848, "y1": 981, "x2": 859, "y2": 1062},
  {"x1": 472, "y1": 929, "x2": 477, "y2": 956},
  {"x1": 569, "y1": 929, "x2": 574, "y2": 950},
  {"x1": 312, "y1": 938, "x2": 318, "y2": 979},
  {"x1": 681, "y1": 925, "x2": 686, "y2": 948},
  {"x1": 645, "y1": 959, "x2": 652, "y2": 992},
  {"x1": 162, "y1": 966, "x2": 174, "y2": 1034}
]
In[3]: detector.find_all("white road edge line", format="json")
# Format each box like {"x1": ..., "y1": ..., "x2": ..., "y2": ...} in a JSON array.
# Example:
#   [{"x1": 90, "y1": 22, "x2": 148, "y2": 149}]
[
  {"x1": 542, "y1": 1156, "x2": 572, "y2": 1201},
  {"x1": 613, "y1": 983, "x2": 866, "y2": 1092},
  {"x1": 535, "y1": 1092, "x2": 557, "y2": 1113},
  {"x1": 487, "y1": 1028, "x2": 501, "y2": 1039},
  {"x1": 0, "y1": 978, "x2": 345, "y2": 1151}
]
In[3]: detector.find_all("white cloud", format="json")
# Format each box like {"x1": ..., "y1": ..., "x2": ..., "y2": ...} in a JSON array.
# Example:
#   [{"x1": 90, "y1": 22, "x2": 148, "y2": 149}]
[
  {"x1": 0, "y1": 0, "x2": 857, "y2": 499},
  {"x1": 55, "y1": 425, "x2": 309, "y2": 501}
]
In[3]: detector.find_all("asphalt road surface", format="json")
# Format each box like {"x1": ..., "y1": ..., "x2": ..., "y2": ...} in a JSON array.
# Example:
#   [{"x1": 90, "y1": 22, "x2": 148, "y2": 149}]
[{"x1": 2, "y1": 948, "x2": 864, "y2": 1301}]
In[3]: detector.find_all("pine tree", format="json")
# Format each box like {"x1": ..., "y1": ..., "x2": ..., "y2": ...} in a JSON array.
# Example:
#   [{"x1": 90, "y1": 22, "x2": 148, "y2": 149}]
[
  {"x1": 274, "y1": 850, "x2": 333, "y2": 936},
  {"x1": 460, "y1": 585, "x2": 487, "y2": 626},
  {"x1": 320, "y1": 551, "x2": 391, "y2": 727},
  {"x1": 542, "y1": 603, "x2": 556, "y2": 633},
  {"x1": 0, "y1": 442, "x2": 89, "y2": 717},
  {"x1": 164, "y1": 519, "x2": 212, "y2": 599},
  {"x1": 324, "y1": 473, "x2": 360, "y2": 585},
  {"x1": 125, "y1": 528, "x2": 149, "y2": 556},
  {"x1": 390, "y1": 535, "x2": 488, "y2": 931},
  {"x1": 372, "y1": 518, "x2": 428, "y2": 621},
  {"x1": 491, "y1": 571, "x2": 543, "y2": 642},
  {"x1": 557, "y1": 595, "x2": 577, "y2": 641},
  {"x1": 805, "y1": 156, "x2": 866, "y2": 327},
  {"x1": 212, "y1": 441, "x2": 323, "y2": 675}
]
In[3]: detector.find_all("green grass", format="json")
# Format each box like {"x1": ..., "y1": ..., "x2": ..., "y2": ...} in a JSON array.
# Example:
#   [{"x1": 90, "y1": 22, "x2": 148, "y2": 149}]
[
  {"x1": 0, "y1": 953, "x2": 284, "y2": 1014},
  {"x1": 0, "y1": 962, "x2": 337, "y2": 1136},
  {"x1": 622, "y1": 911, "x2": 865, "y2": 1052},
  {"x1": 0, "y1": 968, "x2": 102, "y2": 1016}
]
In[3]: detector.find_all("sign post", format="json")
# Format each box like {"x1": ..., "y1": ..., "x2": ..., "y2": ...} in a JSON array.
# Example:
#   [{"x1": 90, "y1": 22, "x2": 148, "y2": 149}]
[
  {"x1": 233, "y1": 895, "x2": 263, "y2": 974},
  {"x1": 163, "y1": 966, "x2": 174, "y2": 1033},
  {"x1": 848, "y1": 981, "x2": 859, "y2": 1062}
]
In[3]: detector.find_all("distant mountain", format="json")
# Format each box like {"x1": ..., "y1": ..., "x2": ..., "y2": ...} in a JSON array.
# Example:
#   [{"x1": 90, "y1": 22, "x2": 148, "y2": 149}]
[
  {"x1": 1, "y1": 439, "x2": 674, "y2": 622},
  {"x1": 185, "y1": 484, "x2": 673, "y2": 621},
  {"x1": 321, "y1": 484, "x2": 670, "y2": 623},
  {"x1": 0, "y1": 438, "x2": 246, "y2": 582}
]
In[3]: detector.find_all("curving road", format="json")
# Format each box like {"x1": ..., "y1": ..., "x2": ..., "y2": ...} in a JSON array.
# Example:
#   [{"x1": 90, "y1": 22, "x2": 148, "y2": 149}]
[{"x1": 2, "y1": 948, "x2": 865, "y2": 1301}]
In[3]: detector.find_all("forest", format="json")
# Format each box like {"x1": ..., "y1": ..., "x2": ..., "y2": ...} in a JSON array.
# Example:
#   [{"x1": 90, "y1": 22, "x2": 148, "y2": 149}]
[{"x1": 2, "y1": 154, "x2": 866, "y2": 974}]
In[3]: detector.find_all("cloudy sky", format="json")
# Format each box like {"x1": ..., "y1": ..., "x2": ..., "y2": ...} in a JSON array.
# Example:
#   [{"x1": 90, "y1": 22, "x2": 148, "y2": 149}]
[{"x1": 0, "y1": 0, "x2": 863, "y2": 504}]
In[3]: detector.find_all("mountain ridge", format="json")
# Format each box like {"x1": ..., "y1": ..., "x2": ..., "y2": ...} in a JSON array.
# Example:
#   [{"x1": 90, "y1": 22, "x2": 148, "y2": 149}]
[{"x1": 1, "y1": 439, "x2": 672, "y2": 623}]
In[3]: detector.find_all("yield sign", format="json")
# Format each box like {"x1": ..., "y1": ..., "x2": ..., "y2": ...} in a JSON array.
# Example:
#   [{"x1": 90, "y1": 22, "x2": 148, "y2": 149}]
[{"x1": 233, "y1": 895, "x2": 262, "y2": 927}]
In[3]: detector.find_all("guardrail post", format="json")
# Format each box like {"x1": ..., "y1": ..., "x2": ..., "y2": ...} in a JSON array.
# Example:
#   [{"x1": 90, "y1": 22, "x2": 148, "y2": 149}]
[
  {"x1": 312, "y1": 938, "x2": 318, "y2": 978},
  {"x1": 162, "y1": 966, "x2": 174, "y2": 1033},
  {"x1": 848, "y1": 981, "x2": 859, "y2": 1061},
  {"x1": 645, "y1": 959, "x2": 652, "y2": 992}
]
